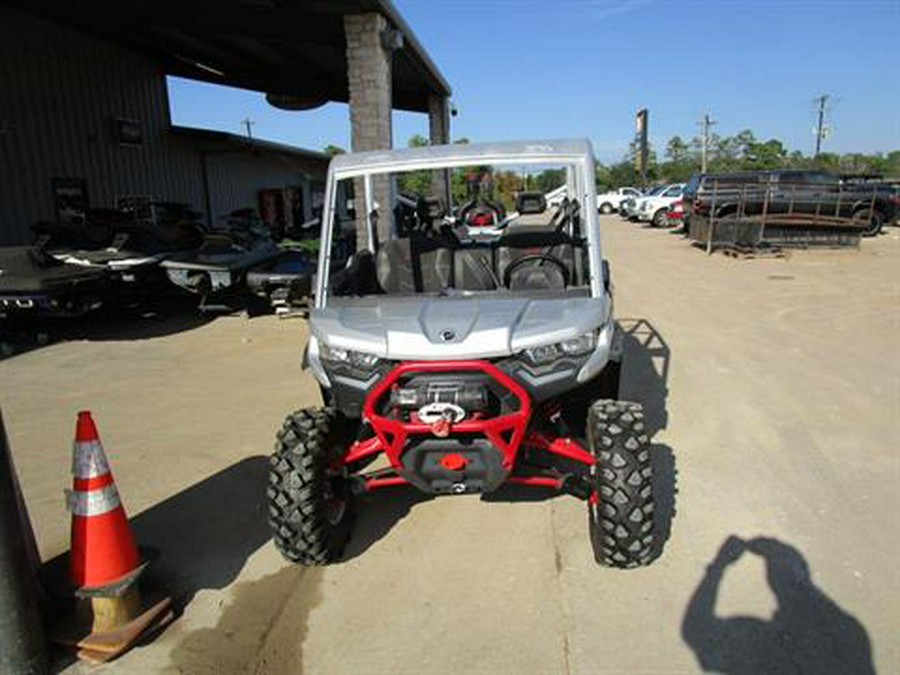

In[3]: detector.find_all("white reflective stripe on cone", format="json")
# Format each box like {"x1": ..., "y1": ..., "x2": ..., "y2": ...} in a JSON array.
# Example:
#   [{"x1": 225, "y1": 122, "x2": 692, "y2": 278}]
[
  {"x1": 65, "y1": 483, "x2": 121, "y2": 516},
  {"x1": 72, "y1": 439, "x2": 110, "y2": 479}
]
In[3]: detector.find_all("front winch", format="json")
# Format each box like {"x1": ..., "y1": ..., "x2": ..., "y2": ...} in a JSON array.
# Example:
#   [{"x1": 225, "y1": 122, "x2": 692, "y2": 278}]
[{"x1": 389, "y1": 380, "x2": 488, "y2": 412}]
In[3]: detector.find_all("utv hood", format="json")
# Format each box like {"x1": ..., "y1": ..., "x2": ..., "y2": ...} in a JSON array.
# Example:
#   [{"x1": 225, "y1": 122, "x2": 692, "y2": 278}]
[{"x1": 310, "y1": 295, "x2": 609, "y2": 360}]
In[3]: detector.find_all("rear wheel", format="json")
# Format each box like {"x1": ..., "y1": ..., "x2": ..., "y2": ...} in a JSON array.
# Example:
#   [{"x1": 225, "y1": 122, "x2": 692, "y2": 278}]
[
  {"x1": 853, "y1": 208, "x2": 884, "y2": 237},
  {"x1": 651, "y1": 208, "x2": 668, "y2": 228},
  {"x1": 599, "y1": 202, "x2": 615, "y2": 215},
  {"x1": 268, "y1": 408, "x2": 356, "y2": 565},
  {"x1": 587, "y1": 400, "x2": 655, "y2": 568}
]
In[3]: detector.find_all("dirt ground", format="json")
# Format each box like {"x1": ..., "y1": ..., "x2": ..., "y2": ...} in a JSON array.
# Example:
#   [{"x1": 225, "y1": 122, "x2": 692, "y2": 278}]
[{"x1": 2, "y1": 218, "x2": 897, "y2": 674}]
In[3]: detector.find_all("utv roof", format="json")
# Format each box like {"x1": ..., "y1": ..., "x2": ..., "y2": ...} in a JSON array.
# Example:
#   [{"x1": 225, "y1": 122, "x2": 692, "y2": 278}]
[{"x1": 328, "y1": 138, "x2": 595, "y2": 175}]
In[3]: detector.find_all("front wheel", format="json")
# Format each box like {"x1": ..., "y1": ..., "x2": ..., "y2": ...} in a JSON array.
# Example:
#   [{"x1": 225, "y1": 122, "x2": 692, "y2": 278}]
[
  {"x1": 587, "y1": 400, "x2": 655, "y2": 568},
  {"x1": 268, "y1": 408, "x2": 356, "y2": 565}
]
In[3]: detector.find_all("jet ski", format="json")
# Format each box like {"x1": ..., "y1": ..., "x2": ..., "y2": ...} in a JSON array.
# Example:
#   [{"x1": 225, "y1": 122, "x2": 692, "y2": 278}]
[
  {"x1": 161, "y1": 209, "x2": 281, "y2": 309},
  {"x1": 246, "y1": 242, "x2": 316, "y2": 315},
  {"x1": 47, "y1": 204, "x2": 204, "y2": 289},
  {"x1": 0, "y1": 245, "x2": 108, "y2": 318}
]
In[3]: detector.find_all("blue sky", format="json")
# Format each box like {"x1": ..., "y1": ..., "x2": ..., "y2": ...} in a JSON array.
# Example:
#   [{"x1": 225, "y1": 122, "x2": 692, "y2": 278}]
[{"x1": 167, "y1": 0, "x2": 899, "y2": 164}]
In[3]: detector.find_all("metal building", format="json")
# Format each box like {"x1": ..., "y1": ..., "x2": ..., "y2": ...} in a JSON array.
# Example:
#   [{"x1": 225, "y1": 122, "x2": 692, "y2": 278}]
[{"x1": 0, "y1": 1, "x2": 451, "y2": 245}]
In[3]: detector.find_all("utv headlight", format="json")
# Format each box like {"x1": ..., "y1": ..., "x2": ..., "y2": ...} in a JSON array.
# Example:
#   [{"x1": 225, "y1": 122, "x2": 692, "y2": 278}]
[
  {"x1": 523, "y1": 331, "x2": 597, "y2": 365},
  {"x1": 523, "y1": 343, "x2": 560, "y2": 365},
  {"x1": 320, "y1": 343, "x2": 381, "y2": 369},
  {"x1": 558, "y1": 332, "x2": 597, "y2": 356}
]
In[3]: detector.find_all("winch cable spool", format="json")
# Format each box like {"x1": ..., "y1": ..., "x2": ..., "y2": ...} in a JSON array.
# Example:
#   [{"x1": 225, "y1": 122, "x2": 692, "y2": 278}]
[{"x1": 389, "y1": 380, "x2": 489, "y2": 412}]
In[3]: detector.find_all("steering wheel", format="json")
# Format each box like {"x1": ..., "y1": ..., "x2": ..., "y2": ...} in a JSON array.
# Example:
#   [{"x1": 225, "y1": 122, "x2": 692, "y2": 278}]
[{"x1": 503, "y1": 254, "x2": 570, "y2": 288}]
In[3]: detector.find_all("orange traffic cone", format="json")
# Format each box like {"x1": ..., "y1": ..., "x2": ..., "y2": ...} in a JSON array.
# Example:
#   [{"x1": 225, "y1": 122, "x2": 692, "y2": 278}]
[
  {"x1": 58, "y1": 411, "x2": 173, "y2": 663},
  {"x1": 67, "y1": 411, "x2": 140, "y2": 589}
]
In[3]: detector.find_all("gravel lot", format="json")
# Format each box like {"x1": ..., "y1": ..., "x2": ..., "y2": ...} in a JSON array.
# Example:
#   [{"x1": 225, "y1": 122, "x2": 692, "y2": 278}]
[{"x1": 2, "y1": 217, "x2": 897, "y2": 674}]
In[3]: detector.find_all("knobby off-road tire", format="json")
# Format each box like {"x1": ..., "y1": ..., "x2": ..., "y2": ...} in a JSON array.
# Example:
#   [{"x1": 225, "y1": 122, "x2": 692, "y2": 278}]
[
  {"x1": 587, "y1": 400, "x2": 655, "y2": 568},
  {"x1": 268, "y1": 408, "x2": 356, "y2": 565}
]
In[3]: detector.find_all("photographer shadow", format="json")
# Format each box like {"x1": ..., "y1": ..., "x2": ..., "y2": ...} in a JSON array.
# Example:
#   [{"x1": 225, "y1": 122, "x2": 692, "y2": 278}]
[{"x1": 682, "y1": 536, "x2": 875, "y2": 675}]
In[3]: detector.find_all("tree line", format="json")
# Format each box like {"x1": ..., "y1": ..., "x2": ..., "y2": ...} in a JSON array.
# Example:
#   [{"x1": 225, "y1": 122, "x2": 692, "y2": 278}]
[
  {"x1": 600, "y1": 130, "x2": 900, "y2": 188},
  {"x1": 325, "y1": 132, "x2": 899, "y2": 210}
]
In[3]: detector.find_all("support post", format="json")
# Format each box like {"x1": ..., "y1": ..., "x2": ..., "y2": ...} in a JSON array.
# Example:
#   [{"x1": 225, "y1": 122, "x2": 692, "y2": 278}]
[
  {"x1": 428, "y1": 94, "x2": 452, "y2": 208},
  {"x1": 0, "y1": 410, "x2": 48, "y2": 675},
  {"x1": 345, "y1": 13, "x2": 395, "y2": 246}
]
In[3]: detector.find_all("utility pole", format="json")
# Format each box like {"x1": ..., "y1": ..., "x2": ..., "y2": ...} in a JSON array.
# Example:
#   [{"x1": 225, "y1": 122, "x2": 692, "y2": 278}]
[
  {"x1": 814, "y1": 94, "x2": 829, "y2": 157},
  {"x1": 240, "y1": 117, "x2": 255, "y2": 143},
  {"x1": 698, "y1": 113, "x2": 717, "y2": 174}
]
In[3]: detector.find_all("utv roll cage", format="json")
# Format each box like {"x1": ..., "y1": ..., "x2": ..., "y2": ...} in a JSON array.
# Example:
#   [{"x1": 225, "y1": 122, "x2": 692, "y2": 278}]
[{"x1": 315, "y1": 139, "x2": 604, "y2": 305}]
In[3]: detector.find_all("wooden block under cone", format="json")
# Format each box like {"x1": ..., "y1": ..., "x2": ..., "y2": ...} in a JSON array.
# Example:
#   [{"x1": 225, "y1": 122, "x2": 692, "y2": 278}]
[
  {"x1": 76, "y1": 586, "x2": 142, "y2": 634},
  {"x1": 76, "y1": 598, "x2": 174, "y2": 664},
  {"x1": 53, "y1": 594, "x2": 173, "y2": 664}
]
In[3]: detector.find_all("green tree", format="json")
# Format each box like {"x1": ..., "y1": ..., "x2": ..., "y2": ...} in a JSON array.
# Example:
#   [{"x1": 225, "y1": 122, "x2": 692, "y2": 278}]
[
  {"x1": 666, "y1": 135, "x2": 691, "y2": 163},
  {"x1": 396, "y1": 135, "x2": 432, "y2": 197},
  {"x1": 605, "y1": 161, "x2": 641, "y2": 188},
  {"x1": 535, "y1": 168, "x2": 566, "y2": 193},
  {"x1": 660, "y1": 135, "x2": 698, "y2": 182},
  {"x1": 744, "y1": 138, "x2": 787, "y2": 170},
  {"x1": 884, "y1": 151, "x2": 900, "y2": 177},
  {"x1": 323, "y1": 144, "x2": 345, "y2": 156}
]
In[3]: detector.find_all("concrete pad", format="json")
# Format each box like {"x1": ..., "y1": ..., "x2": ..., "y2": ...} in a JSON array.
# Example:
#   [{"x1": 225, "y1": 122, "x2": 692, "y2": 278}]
[{"x1": 1, "y1": 219, "x2": 897, "y2": 673}]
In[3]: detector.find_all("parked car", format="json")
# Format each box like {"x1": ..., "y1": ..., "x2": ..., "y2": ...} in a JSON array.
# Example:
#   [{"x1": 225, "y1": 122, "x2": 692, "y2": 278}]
[
  {"x1": 634, "y1": 184, "x2": 686, "y2": 227},
  {"x1": 682, "y1": 170, "x2": 899, "y2": 236},
  {"x1": 596, "y1": 187, "x2": 642, "y2": 214},
  {"x1": 620, "y1": 185, "x2": 663, "y2": 221},
  {"x1": 665, "y1": 200, "x2": 685, "y2": 229}
]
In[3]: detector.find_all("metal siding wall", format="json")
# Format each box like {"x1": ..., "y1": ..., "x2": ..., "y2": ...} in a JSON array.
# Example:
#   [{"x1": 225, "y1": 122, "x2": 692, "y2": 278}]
[
  {"x1": 205, "y1": 152, "x2": 320, "y2": 224},
  {"x1": 0, "y1": 8, "x2": 205, "y2": 245}
]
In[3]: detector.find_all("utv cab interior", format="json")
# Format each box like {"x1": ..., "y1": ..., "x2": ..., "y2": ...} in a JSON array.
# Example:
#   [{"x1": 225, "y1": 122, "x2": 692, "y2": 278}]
[{"x1": 330, "y1": 184, "x2": 590, "y2": 298}]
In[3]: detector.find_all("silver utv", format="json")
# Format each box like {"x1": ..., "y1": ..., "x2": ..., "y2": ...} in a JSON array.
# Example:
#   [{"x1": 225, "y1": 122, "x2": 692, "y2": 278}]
[{"x1": 267, "y1": 139, "x2": 657, "y2": 569}]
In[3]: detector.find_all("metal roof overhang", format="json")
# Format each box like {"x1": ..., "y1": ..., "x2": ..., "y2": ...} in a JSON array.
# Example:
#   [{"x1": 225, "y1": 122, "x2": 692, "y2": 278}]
[{"x1": 6, "y1": 0, "x2": 450, "y2": 113}]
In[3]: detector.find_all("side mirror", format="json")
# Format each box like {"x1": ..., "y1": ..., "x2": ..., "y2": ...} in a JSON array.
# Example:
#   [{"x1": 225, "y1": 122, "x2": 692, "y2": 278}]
[{"x1": 602, "y1": 259, "x2": 612, "y2": 294}]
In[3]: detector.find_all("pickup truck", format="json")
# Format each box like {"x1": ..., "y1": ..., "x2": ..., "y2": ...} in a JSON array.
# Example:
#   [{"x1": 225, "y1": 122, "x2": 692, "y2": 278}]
[
  {"x1": 545, "y1": 185, "x2": 642, "y2": 213},
  {"x1": 596, "y1": 187, "x2": 642, "y2": 214},
  {"x1": 682, "y1": 170, "x2": 899, "y2": 237},
  {"x1": 634, "y1": 184, "x2": 686, "y2": 226}
]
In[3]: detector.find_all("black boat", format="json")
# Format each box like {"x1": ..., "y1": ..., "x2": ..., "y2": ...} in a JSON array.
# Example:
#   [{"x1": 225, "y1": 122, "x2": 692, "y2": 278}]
[
  {"x1": 0, "y1": 245, "x2": 108, "y2": 318},
  {"x1": 161, "y1": 209, "x2": 281, "y2": 309}
]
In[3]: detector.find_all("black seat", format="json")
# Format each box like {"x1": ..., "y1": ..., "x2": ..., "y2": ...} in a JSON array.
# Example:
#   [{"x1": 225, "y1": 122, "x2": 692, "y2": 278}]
[
  {"x1": 330, "y1": 250, "x2": 379, "y2": 297},
  {"x1": 375, "y1": 235, "x2": 452, "y2": 294},
  {"x1": 495, "y1": 229, "x2": 581, "y2": 288},
  {"x1": 453, "y1": 246, "x2": 497, "y2": 291}
]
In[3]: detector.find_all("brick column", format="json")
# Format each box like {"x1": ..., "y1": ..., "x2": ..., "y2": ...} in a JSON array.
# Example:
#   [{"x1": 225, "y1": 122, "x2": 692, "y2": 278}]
[
  {"x1": 428, "y1": 94, "x2": 452, "y2": 208},
  {"x1": 345, "y1": 13, "x2": 394, "y2": 247}
]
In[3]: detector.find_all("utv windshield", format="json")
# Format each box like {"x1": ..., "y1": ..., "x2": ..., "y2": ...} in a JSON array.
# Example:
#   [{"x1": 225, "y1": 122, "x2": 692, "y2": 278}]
[{"x1": 323, "y1": 160, "x2": 595, "y2": 301}]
